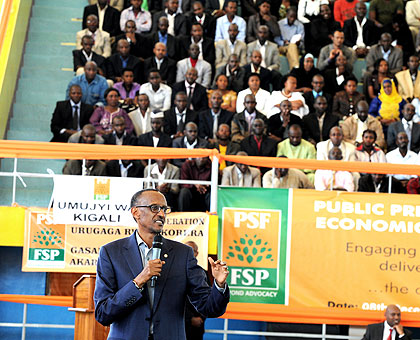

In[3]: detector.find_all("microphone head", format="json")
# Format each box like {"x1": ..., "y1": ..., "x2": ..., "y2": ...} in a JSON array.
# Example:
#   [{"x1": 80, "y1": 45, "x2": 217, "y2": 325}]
[{"x1": 152, "y1": 233, "x2": 163, "y2": 248}]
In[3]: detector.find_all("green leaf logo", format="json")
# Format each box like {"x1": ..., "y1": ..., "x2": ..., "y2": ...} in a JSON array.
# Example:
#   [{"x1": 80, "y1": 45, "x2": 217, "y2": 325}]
[
  {"x1": 226, "y1": 234, "x2": 274, "y2": 264},
  {"x1": 33, "y1": 228, "x2": 63, "y2": 247}
]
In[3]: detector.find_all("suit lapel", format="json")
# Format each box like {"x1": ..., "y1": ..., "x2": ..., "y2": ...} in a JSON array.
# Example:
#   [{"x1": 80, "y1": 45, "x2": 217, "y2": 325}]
[{"x1": 123, "y1": 233, "x2": 144, "y2": 277}]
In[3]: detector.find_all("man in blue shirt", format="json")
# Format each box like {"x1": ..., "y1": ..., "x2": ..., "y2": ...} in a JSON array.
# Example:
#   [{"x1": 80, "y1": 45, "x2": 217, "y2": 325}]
[{"x1": 215, "y1": 0, "x2": 246, "y2": 42}]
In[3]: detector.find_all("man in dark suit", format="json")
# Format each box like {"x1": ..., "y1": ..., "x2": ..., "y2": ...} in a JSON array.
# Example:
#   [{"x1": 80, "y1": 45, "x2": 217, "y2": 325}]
[
  {"x1": 214, "y1": 54, "x2": 246, "y2": 93},
  {"x1": 205, "y1": 0, "x2": 225, "y2": 17},
  {"x1": 106, "y1": 39, "x2": 143, "y2": 83},
  {"x1": 198, "y1": 91, "x2": 234, "y2": 143},
  {"x1": 152, "y1": 0, "x2": 188, "y2": 37},
  {"x1": 144, "y1": 42, "x2": 177, "y2": 85},
  {"x1": 267, "y1": 100, "x2": 303, "y2": 142},
  {"x1": 343, "y1": 2, "x2": 378, "y2": 58},
  {"x1": 164, "y1": 92, "x2": 197, "y2": 138},
  {"x1": 137, "y1": 111, "x2": 172, "y2": 148},
  {"x1": 105, "y1": 159, "x2": 144, "y2": 177},
  {"x1": 211, "y1": 123, "x2": 241, "y2": 168},
  {"x1": 362, "y1": 305, "x2": 411, "y2": 340},
  {"x1": 358, "y1": 174, "x2": 405, "y2": 193},
  {"x1": 73, "y1": 35, "x2": 106, "y2": 75},
  {"x1": 303, "y1": 96, "x2": 339, "y2": 144},
  {"x1": 50, "y1": 85, "x2": 94, "y2": 142},
  {"x1": 243, "y1": 50, "x2": 272, "y2": 91},
  {"x1": 179, "y1": 23, "x2": 216, "y2": 66},
  {"x1": 94, "y1": 188, "x2": 230, "y2": 340},
  {"x1": 102, "y1": 115, "x2": 137, "y2": 146},
  {"x1": 387, "y1": 103, "x2": 420, "y2": 153},
  {"x1": 113, "y1": 20, "x2": 150, "y2": 60},
  {"x1": 187, "y1": 1, "x2": 216, "y2": 39},
  {"x1": 171, "y1": 68, "x2": 209, "y2": 112},
  {"x1": 147, "y1": 16, "x2": 179, "y2": 60},
  {"x1": 82, "y1": 0, "x2": 121, "y2": 37},
  {"x1": 302, "y1": 75, "x2": 332, "y2": 113}
]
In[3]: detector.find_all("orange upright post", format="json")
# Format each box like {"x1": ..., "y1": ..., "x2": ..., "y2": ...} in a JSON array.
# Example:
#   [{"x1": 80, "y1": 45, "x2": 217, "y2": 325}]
[{"x1": 70, "y1": 274, "x2": 109, "y2": 340}]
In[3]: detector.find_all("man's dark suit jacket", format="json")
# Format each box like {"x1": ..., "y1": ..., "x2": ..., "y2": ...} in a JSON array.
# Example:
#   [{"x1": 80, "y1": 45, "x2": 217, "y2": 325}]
[
  {"x1": 362, "y1": 322, "x2": 412, "y2": 340},
  {"x1": 187, "y1": 12, "x2": 216, "y2": 38},
  {"x1": 94, "y1": 233, "x2": 230, "y2": 340},
  {"x1": 211, "y1": 141, "x2": 241, "y2": 167},
  {"x1": 240, "y1": 0, "x2": 258, "y2": 18},
  {"x1": 240, "y1": 134, "x2": 278, "y2": 174},
  {"x1": 205, "y1": 0, "x2": 225, "y2": 11},
  {"x1": 143, "y1": 56, "x2": 177, "y2": 85},
  {"x1": 358, "y1": 175, "x2": 406, "y2": 194},
  {"x1": 137, "y1": 131, "x2": 172, "y2": 147},
  {"x1": 50, "y1": 100, "x2": 94, "y2": 142},
  {"x1": 102, "y1": 132, "x2": 137, "y2": 145},
  {"x1": 171, "y1": 81, "x2": 209, "y2": 112},
  {"x1": 243, "y1": 64, "x2": 272, "y2": 91},
  {"x1": 82, "y1": 4, "x2": 121, "y2": 37},
  {"x1": 106, "y1": 53, "x2": 143, "y2": 83},
  {"x1": 215, "y1": 66, "x2": 247, "y2": 93},
  {"x1": 198, "y1": 109, "x2": 234, "y2": 140},
  {"x1": 172, "y1": 136, "x2": 210, "y2": 167},
  {"x1": 323, "y1": 69, "x2": 356, "y2": 95},
  {"x1": 343, "y1": 18, "x2": 378, "y2": 48},
  {"x1": 387, "y1": 121, "x2": 420, "y2": 153},
  {"x1": 72, "y1": 49, "x2": 105, "y2": 72},
  {"x1": 105, "y1": 160, "x2": 144, "y2": 177},
  {"x1": 163, "y1": 108, "x2": 197, "y2": 137},
  {"x1": 267, "y1": 113, "x2": 303, "y2": 140},
  {"x1": 147, "y1": 32, "x2": 179, "y2": 60},
  {"x1": 302, "y1": 111, "x2": 340, "y2": 144},
  {"x1": 113, "y1": 33, "x2": 150, "y2": 59},
  {"x1": 178, "y1": 36, "x2": 216, "y2": 66},
  {"x1": 152, "y1": 11, "x2": 188, "y2": 36},
  {"x1": 302, "y1": 92, "x2": 333, "y2": 114}
]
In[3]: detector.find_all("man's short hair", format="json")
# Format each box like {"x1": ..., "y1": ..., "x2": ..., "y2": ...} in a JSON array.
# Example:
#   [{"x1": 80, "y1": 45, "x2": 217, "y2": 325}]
[
  {"x1": 122, "y1": 68, "x2": 134, "y2": 75},
  {"x1": 288, "y1": 124, "x2": 302, "y2": 133},
  {"x1": 343, "y1": 76, "x2": 358, "y2": 86},
  {"x1": 362, "y1": 129, "x2": 377, "y2": 141},
  {"x1": 112, "y1": 115, "x2": 125, "y2": 124},
  {"x1": 148, "y1": 68, "x2": 160, "y2": 77},
  {"x1": 130, "y1": 189, "x2": 161, "y2": 208}
]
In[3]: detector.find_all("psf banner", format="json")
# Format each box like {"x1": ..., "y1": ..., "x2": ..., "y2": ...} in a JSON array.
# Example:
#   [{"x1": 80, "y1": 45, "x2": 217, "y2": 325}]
[
  {"x1": 218, "y1": 187, "x2": 420, "y2": 321},
  {"x1": 23, "y1": 209, "x2": 210, "y2": 272}
]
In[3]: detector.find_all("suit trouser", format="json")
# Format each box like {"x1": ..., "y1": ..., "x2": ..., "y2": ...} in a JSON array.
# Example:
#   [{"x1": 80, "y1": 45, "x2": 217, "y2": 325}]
[{"x1": 278, "y1": 43, "x2": 299, "y2": 70}]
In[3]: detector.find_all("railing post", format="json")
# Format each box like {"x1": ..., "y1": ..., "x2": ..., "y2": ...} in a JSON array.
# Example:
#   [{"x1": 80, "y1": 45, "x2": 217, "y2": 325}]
[
  {"x1": 12, "y1": 157, "x2": 18, "y2": 204},
  {"x1": 21, "y1": 303, "x2": 27, "y2": 340},
  {"x1": 210, "y1": 155, "x2": 219, "y2": 213}
]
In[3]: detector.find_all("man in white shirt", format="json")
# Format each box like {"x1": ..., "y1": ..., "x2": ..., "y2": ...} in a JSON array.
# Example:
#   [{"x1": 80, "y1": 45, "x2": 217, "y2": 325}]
[
  {"x1": 120, "y1": 0, "x2": 152, "y2": 33},
  {"x1": 139, "y1": 69, "x2": 172, "y2": 111},
  {"x1": 215, "y1": 0, "x2": 246, "y2": 42}
]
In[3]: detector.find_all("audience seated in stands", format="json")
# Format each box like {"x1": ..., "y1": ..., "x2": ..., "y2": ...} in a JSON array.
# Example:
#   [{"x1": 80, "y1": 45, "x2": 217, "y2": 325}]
[
  {"x1": 215, "y1": 53, "x2": 246, "y2": 93},
  {"x1": 395, "y1": 55, "x2": 420, "y2": 102},
  {"x1": 358, "y1": 173, "x2": 405, "y2": 193},
  {"x1": 208, "y1": 74, "x2": 237, "y2": 113},
  {"x1": 215, "y1": 0, "x2": 246, "y2": 42},
  {"x1": 303, "y1": 96, "x2": 340, "y2": 145},
  {"x1": 277, "y1": 124, "x2": 316, "y2": 182},
  {"x1": 113, "y1": 20, "x2": 149, "y2": 59},
  {"x1": 366, "y1": 58, "x2": 392, "y2": 102},
  {"x1": 113, "y1": 68, "x2": 140, "y2": 107},
  {"x1": 303, "y1": 74, "x2": 332, "y2": 113},
  {"x1": 366, "y1": 33, "x2": 403, "y2": 75},
  {"x1": 66, "y1": 61, "x2": 109, "y2": 106},
  {"x1": 333, "y1": 0, "x2": 356, "y2": 28},
  {"x1": 231, "y1": 93, "x2": 267, "y2": 143},
  {"x1": 102, "y1": 115, "x2": 137, "y2": 145},
  {"x1": 247, "y1": 0, "x2": 281, "y2": 43},
  {"x1": 176, "y1": 43, "x2": 212, "y2": 88},
  {"x1": 211, "y1": 123, "x2": 241, "y2": 170},
  {"x1": 144, "y1": 42, "x2": 176, "y2": 85},
  {"x1": 268, "y1": 100, "x2": 302, "y2": 142},
  {"x1": 314, "y1": 147, "x2": 355, "y2": 192},
  {"x1": 51, "y1": 85, "x2": 94, "y2": 143},
  {"x1": 215, "y1": 23, "x2": 247, "y2": 69},
  {"x1": 354, "y1": 129, "x2": 387, "y2": 164},
  {"x1": 387, "y1": 103, "x2": 420, "y2": 153},
  {"x1": 236, "y1": 73, "x2": 270, "y2": 116},
  {"x1": 221, "y1": 151, "x2": 261, "y2": 187},
  {"x1": 149, "y1": 17, "x2": 179, "y2": 61},
  {"x1": 247, "y1": 25, "x2": 280, "y2": 72},
  {"x1": 290, "y1": 54, "x2": 320, "y2": 93},
  {"x1": 106, "y1": 159, "x2": 144, "y2": 177},
  {"x1": 83, "y1": 0, "x2": 121, "y2": 37},
  {"x1": 243, "y1": 50, "x2": 272, "y2": 92},
  {"x1": 171, "y1": 68, "x2": 209, "y2": 112},
  {"x1": 68, "y1": 123, "x2": 104, "y2": 144},
  {"x1": 164, "y1": 91, "x2": 197, "y2": 139},
  {"x1": 139, "y1": 69, "x2": 172, "y2": 111},
  {"x1": 152, "y1": 0, "x2": 188, "y2": 36},
  {"x1": 129, "y1": 93, "x2": 152, "y2": 136},
  {"x1": 120, "y1": 0, "x2": 152, "y2": 34},
  {"x1": 179, "y1": 157, "x2": 211, "y2": 211},
  {"x1": 332, "y1": 76, "x2": 364, "y2": 119},
  {"x1": 73, "y1": 35, "x2": 106, "y2": 76},
  {"x1": 89, "y1": 87, "x2": 134, "y2": 135},
  {"x1": 187, "y1": 1, "x2": 216, "y2": 39},
  {"x1": 144, "y1": 158, "x2": 180, "y2": 210},
  {"x1": 77, "y1": 15, "x2": 112, "y2": 58}
]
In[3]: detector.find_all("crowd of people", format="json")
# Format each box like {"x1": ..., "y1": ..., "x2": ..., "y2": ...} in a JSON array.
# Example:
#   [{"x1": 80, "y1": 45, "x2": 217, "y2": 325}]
[{"x1": 50, "y1": 0, "x2": 420, "y2": 214}]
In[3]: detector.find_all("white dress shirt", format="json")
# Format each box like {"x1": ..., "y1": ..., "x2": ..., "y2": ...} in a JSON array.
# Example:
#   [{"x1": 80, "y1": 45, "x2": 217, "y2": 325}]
[
  {"x1": 139, "y1": 82, "x2": 172, "y2": 112},
  {"x1": 386, "y1": 148, "x2": 419, "y2": 180}
]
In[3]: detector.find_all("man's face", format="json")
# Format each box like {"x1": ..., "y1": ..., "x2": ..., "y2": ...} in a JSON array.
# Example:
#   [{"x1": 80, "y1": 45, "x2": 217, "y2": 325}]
[
  {"x1": 280, "y1": 101, "x2": 291, "y2": 116},
  {"x1": 191, "y1": 25, "x2": 203, "y2": 40},
  {"x1": 189, "y1": 45, "x2": 200, "y2": 59},
  {"x1": 228, "y1": 55, "x2": 239, "y2": 70},
  {"x1": 257, "y1": 27, "x2": 269, "y2": 42},
  {"x1": 244, "y1": 95, "x2": 256, "y2": 113},
  {"x1": 217, "y1": 124, "x2": 230, "y2": 140},
  {"x1": 98, "y1": 0, "x2": 108, "y2": 6},
  {"x1": 320, "y1": 4, "x2": 331, "y2": 19},
  {"x1": 344, "y1": 80, "x2": 357, "y2": 95},
  {"x1": 131, "y1": 0, "x2": 142, "y2": 8},
  {"x1": 373, "y1": 173, "x2": 385, "y2": 184},
  {"x1": 251, "y1": 51, "x2": 262, "y2": 66},
  {"x1": 185, "y1": 69, "x2": 198, "y2": 84},
  {"x1": 86, "y1": 16, "x2": 98, "y2": 32},
  {"x1": 228, "y1": 25, "x2": 239, "y2": 40},
  {"x1": 185, "y1": 124, "x2": 198, "y2": 143},
  {"x1": 112, "y1": 118, "x2": 126, "y2": 135},
  {"x1": 125, "y1": 21, "x2": 136, "y2": 33},
  {"x1": 154, "y1": 43, "x2": 167, "y2": 59},
  {"x1": 186, "y1": 241, "x2": 199, "y2": 257},
  {"x1": 357, "y1": 102, "x2": 369, "y2": 122},
  {"x1": 69, "y1": 86, "x2": 82, "y2": 104},
  {"x1": 329, "y1": 148, "x2": 343, "y2": 160},
  {"x1": 408, "y1": 56, "x2": 419, "y2": 72},
  {"x1": 237, "y1": 163, "x2": 249, "y2": 174},
  {"x1": 192, "y1": 2, "x2": 204, "y2": 16},
  {"x1": 385, "y1": 306, "x2": 401, "y2": 327},
  {"x1": 149, "y1": 72, "x2": 161, "y2": 86},
  {"x1": 284, "y1": 77, "x2": 297, "y2": 92},
  {"x1": 314, "y1": 97, "x2": 328, "y2": 114},
  {"x1": 118, "y1": 40, "x2": 130, "y2": 57},
  {"x1": 252, "y1": 120, "x2": 264, "y2": 136},
  {"x1": 167, "y1": 0, "x2": 179, "y2": 13},
  {"x1": 259, "y1": 2, "x2": 270, "y2": 15},
  {"x1": 329, "y1": 128, "x2": 343, "y2": 146},
  {"x1": 84, "y1": 63, "x2": 97, "y2": 80},
  {"x1": 151, "y1": 118, "x2": 163, "y2": 132},
  {"x1": 312, "y1": 76, "x2": 324, "y2": 92},
  {"x1": 81, "y1": 37, "x2": 94, "y2": 54},
  {"x1": 133, "y1": 191, "x2": 167, "y2": 235},
  {"x1": 158, "y1": 19, "x2": 169, "y2": 34},
  {"x1": 81, "y1": 128, "x2": 96, "y2": 144},
  {"x1": 396, "y1": 133, "x2": 409, "y2": 149},
  {"x1": 194, "y1": 157, "x2": 207, "y2": 168},
  {"x1": 122, "y1": 71, "x2": 134, "y2": 85},
  {"x1": 225, "y1": 1, "x2": 237, "y2": 16},
  {"x1": 362, "y1": 132, "x2": 375, "y2": 147},
  {"x1": 289, "y1": 128, "x2": 302, "y2": 146},
  {"x1": 332, "y1": 31, "x2": 344, "y2": 47},
  {"x1": 210, "y1": 92, "x2": 223, "y2": 109},
  {"x1": 138, "y1": 94, "x2": 149, "y2": 110},
  {"x1": 156, "y1": 158, "x2": 168, "y2": 169},
  {"x1": 175, "y1": 94, "x2": 187, "y2": 112},
  {"x1": 403, "y1": 104, "x2": 415, "y2": 121},
  {"x1": 336, "y1": 55, "x2": 347, "y2": 67},
  {"x1": 287, "y1": 11, "x2": 296, "y2": 25},
  {"x1": 380, "y1": 34, "x2": 392, "y2": 51},
  {"x1": 248, "y1": 75, "x2": 260, "y2": 90},
  {"x1": 355, "y1": 2, "x2": 367, "y2": 18}
]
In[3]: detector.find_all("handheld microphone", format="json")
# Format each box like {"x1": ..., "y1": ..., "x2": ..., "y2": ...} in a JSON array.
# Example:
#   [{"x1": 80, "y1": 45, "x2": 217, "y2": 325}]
[{"x1": 150, "y1": 233, "x2": 163, "y2": 287}]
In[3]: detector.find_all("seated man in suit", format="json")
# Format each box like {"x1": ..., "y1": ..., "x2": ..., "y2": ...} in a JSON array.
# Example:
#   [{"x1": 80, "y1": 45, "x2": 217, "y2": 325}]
[
  {"x1": 211, "y1": 123, "x2": 241, "y2": 170},
  {"x1": 73, "y1": 35, "x2": 106, "y2": 76},
  {"x1": 129, "y1": 93, "x2": 152, "y2": 136},
  {"x1": 243, "y1": 50, "x2": 272, "y2": 92},
  {"x1": 247, "y1": 0, "x2": 280, "y2": 43},
  {"x1": 359, "y1": 173, "x2": 405, "y2": 193},
  {"x1": 106, "y1": 159, "x2": 144, "y2": 177},
  {"x1": 303, "y1": 96, "x2": 340, "y2": 145},
  {"x1": 215, "y1": 23, "x2": 247, "y2": 70},
  {"x1": 164, "y1": 91, "x2": 197, "y2": 139},
  {"x1": 221, "y1": 151, "x2": 261, "y2": 187},
  {"x1": 68, "y1": 123, "x2": 104, "y2": 144},
  {"x1": 172, "y1": 122, "x2": 210, "y2": 167},
  {"x1": 144, "y1": 42, "x2": 176, "y2": 85},
  {"x1": 77, "y1": 14, "x2": 111, "y2": 58},
  {"x1": 215, "y1": 0, "x2": 246, "y2": 42},
  {"x1": 137, "y1": 110, "x2": 172, "y2": 148},
  {"x1": 395, "y1": 55, "x2": 420, "y2": 102},
  {"x1": 366, "y1": 33, "x2": 403, "y2": 75},
  {"x1": 247, "y1": 25, "x2": 280, "y2": 72},
  {"x1": 214, "y1": 53, "x2": 246, "y2": 93},
  {"x1": 267, "y1": 100, "x2": 302, "y2": 142},
  {"x1": 199, "y1": 90, "x2": 234, "y2": 143},
  {"x1": 51, "y1": 85, "x2": 94, "y2": 142},
  {"x1": 387, "y1": 103, "x2": 420, "y2": 153},
  {"x1": 332, "y1": 76, "x2": 364, "y2": 119},
  {"x1": 63, "y1": 158, "x2": 107, "y2": 176},
  {"x1": 113, "y1": 20, "x2": 150, "y2": 59},
  {"x1": 323, "y1": 55, "x2": 356, "y2": 96},
  {"x1": 302, "y1": 75, "x2": 332, "y2": 113},
  {"x1": 152, "y1": 0, "x2": 188, "y2": 36},
  {"x1": 82, "y1": 0, "x2": 121, "y2": 37},
  {"x1": 106, "y1": 39, "x2": 143, "y2": 84},
  {"x1": 317, "y1": 126, "x2": 355, "y2": 161},
  {"x1": 187, "y1": 1, "x2": 216, "y2": 39},
  {"x1": 147, "y1": 16, "x2": 179, "y2": 61},
  {"x1": 176, "y1": 43, "x2": 212, "y2": 88},
  {"x1": 103, "y1": 115, "x2": 137, "y2": 145},
  {"x1": 171, "y1": 68, "x2": 208, "y2": 112},
  {"x1": 179, "y1": 23, "x2": 216, "y2": 67}
]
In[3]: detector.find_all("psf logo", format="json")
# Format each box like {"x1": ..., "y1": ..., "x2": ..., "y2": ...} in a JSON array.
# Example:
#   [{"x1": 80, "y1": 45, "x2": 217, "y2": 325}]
[
  {"x1": 94, "y1": 178, "x2": 110, "y2": 200},
  {"x1": 27, "y1": 212, "x2": 66, "y2": 268},
  {"x1": 222, "y1": 208, "x2": 283, "y2": 303}
]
